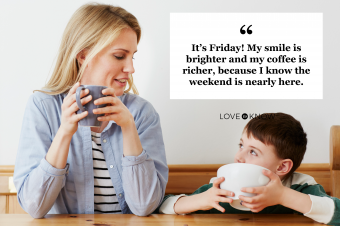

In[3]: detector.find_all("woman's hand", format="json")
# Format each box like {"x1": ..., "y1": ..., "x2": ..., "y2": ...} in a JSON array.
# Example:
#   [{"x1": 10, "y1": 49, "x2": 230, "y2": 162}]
[
  {"x1": 60, "y1": 82, "x2": 92, "y2": 136},
  {"x1": 92, "y1": 88, "x2": 134, "y2": 128}
]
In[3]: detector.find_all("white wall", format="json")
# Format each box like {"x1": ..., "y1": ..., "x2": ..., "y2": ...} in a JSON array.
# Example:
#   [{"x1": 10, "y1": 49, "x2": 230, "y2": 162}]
[{"x1": 1, "y1": 0, "x2": 339, "y2": 165}]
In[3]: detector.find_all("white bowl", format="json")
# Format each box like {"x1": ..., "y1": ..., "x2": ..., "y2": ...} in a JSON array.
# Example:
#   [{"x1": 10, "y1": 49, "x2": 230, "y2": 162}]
[{"x1": 217, "y1": 163, "x2": 270, "y2": 211}]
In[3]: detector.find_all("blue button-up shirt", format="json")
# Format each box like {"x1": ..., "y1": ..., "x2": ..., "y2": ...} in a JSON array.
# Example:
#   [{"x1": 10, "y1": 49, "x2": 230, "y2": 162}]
[{"x1": 13, "y1": 91, "x2": 168, "y2": 218}]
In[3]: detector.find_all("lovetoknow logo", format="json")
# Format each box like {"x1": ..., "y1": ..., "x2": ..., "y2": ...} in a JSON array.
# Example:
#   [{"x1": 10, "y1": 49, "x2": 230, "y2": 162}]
[{"x1": 220, "y1": 113, "x2": 276, "y2": 120}]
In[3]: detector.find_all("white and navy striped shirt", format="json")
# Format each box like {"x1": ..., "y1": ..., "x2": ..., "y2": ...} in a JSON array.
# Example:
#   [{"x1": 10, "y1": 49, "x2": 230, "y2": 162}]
[{"x1": 91, "y1": 131, "x2": 122, "y2": 214}]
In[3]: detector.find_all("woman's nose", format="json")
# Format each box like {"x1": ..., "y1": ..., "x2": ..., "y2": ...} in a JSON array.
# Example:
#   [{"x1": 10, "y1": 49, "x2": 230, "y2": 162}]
[{"x1": 123, "y1": 58, "x2": 135, "y2": 74}]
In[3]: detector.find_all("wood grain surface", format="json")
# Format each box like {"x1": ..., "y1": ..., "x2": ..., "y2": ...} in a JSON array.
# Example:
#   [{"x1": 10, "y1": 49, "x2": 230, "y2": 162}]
[
  {"x1": 330, "y1": 125, "x2": 340, "y2": 198},
  {"x1": 0, "y1": 214, "x2": 324, "y2": 226},
  {"x1": 166, "y1": 164, "x2": 331, "y2": 195}
]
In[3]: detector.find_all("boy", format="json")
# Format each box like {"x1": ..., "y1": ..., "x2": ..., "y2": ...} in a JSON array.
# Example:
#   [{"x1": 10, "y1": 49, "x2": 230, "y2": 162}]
[{"x1": 156, "y1": 113, "x2": 340, "y2": 225}]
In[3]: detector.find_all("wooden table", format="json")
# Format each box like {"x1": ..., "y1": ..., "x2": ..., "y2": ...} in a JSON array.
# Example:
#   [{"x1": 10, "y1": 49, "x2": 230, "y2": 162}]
[{"x1": 0, "y1": 214, "x2": 325, "y2": 226}]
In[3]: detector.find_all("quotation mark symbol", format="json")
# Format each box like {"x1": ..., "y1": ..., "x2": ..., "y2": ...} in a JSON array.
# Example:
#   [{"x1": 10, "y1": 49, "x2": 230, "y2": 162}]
[{"x1": 240, "y1": 25, "x2": 252, "y2": 35}]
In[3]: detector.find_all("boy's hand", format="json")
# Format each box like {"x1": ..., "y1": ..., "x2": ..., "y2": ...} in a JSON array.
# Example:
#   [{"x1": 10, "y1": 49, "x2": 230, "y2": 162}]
[
  {"x1": 238, "y1": 169, "x2": 285, "y2": 213},
  {"x1": 198, "y1": 177, "x2": 234, "y2": 213}
]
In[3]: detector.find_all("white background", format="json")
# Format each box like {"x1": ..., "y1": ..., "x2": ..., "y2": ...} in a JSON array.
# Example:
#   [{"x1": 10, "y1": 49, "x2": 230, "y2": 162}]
[{"x1": 1, "y1": 0, "x2": 340, "y2": 165}]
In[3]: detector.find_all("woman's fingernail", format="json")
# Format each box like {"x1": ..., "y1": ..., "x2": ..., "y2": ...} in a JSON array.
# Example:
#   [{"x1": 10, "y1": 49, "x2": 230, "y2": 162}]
[{"x1": 240, "y1": 201, "x2": 243, "y2": 206}]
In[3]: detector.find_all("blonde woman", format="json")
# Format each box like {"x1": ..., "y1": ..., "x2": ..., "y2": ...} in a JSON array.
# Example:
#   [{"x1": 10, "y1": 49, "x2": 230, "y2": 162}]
[{"x1": 13, "y1": 3, "x2": 168, "y2": 218}]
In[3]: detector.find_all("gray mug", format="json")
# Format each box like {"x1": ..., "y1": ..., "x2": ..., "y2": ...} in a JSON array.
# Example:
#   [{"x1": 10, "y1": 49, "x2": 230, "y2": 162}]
[{"x1": 76, "y1": 85, "x2": 108, "y2": 127}]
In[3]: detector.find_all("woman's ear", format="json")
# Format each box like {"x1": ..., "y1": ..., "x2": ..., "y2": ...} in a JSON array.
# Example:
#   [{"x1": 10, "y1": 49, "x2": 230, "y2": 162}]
[
  {"x1": 76, "y1": 49, "x2": 88, "y2": 66},
  {"x1": 276, "y1": 159, "x2": 293, "y2": 177}
]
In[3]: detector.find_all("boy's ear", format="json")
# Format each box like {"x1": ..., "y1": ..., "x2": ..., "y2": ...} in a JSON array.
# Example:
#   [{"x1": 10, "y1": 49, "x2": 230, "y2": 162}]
[{"x1": 276, "y1": 159, "x2": 293, "y2": 177}]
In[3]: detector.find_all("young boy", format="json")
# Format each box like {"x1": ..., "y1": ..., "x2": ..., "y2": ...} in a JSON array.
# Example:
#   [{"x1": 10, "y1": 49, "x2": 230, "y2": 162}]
[{"x1": 156, "y1": 113, "x2": 340, "y2": 225}]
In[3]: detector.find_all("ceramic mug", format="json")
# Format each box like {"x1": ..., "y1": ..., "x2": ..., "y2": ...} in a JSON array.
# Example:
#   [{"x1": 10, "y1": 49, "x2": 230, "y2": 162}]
[{"x1": 76, "y1": 85, "x2": 108, "y2": 127}]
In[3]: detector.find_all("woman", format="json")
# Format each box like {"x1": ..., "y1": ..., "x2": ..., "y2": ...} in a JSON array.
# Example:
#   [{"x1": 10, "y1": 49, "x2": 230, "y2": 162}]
[{"x1": 13, "y1": 3, "x2": 168, "y2": 218}]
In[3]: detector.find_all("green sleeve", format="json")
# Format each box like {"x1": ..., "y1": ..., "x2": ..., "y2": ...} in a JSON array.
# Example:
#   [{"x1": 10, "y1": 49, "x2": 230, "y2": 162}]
[
  {"x1": 292, "y1": 183, "x2": 340, "y2": 225},
  {"x1": 153, "y1": 184, "x2": 213, "y2": 214}
]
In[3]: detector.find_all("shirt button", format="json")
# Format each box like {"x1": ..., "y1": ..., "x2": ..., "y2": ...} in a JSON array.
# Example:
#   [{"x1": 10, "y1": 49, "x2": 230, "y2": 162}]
[
  {"x1": 110, "y1": 165, "x2": 114, "y2": 168},
  {"x1": 119, "y1": 194, "x2": 122, "y2": 197},
  {"x1": 103, "y1": 139, "x2": 107, "y2": 143}
]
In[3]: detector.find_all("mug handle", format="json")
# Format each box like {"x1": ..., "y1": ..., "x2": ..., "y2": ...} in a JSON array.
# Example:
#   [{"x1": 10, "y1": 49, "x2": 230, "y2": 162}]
[{"x1": 76, "y1": 86, "x2": 86, "y2": 112}]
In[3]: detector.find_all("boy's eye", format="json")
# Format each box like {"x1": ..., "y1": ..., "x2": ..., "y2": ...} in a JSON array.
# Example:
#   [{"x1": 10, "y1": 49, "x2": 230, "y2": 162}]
[
  {"x1": 238, "y1": 143, "x2": 243, "y2": 148},
  {"x1": 250, "y1": 150, "x2": 257, "y2": 156}
]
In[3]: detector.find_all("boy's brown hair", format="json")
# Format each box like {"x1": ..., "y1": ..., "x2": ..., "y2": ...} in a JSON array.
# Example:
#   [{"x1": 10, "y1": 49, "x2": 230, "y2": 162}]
[{"x1": 243, "y1": 113, "x2": 307, "y2": 181}]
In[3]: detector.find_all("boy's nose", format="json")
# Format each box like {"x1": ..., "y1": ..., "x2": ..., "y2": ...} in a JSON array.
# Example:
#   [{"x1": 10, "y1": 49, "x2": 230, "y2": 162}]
[
  {"x1": 236, "y1": 158, "x2": 245, "y2": 163},
  {"x1": 235, "y1": 153, "x2": 245, "y2": 163}
]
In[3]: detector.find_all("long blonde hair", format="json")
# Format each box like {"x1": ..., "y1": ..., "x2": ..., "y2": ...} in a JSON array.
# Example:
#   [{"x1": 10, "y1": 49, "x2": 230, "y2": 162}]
[{"x1": 35, "y1": 3, "x2": 141, "y2": 95}]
